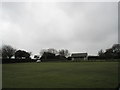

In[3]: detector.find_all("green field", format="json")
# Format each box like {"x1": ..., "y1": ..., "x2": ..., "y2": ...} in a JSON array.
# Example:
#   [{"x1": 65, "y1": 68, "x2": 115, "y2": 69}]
[{"x1": 2, "y1": 62, "x2": 118, "y2": 88}]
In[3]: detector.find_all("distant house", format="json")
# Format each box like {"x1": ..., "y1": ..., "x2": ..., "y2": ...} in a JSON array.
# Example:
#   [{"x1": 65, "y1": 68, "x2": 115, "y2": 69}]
[{"x1": 71, "y1": 53, "x2": 88, "y2": 61}]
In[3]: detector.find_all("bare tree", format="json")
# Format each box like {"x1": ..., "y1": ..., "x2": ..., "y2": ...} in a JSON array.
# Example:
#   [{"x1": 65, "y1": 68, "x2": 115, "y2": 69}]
[
  {"x1": 40, "y1": 48, "x2": 58, "y2": 56},
  {"x1": 2, "y1": 45, "x2": 16, "y2": 59},
  {"x1": 59, "y1": 49, "x2": 70, "y2": 57},
  {"x1": 47, "y1": 48, "x2": 58, "y2": 54},
  {"x1": 98, "y1": 49, "x2": 104, "y2": 56}
]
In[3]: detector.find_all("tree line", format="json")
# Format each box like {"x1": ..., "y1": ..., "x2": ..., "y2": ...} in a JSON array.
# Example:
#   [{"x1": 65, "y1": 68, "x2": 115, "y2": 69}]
[
  {"x1": 98, "y1": 44, "x2": 120, "y2": 59},
  {"x1": 0, "y1": 45, "x2": 70, "y2": 63},
  {"x1": 1, "y1": 45, "x2": 31, "y2": 59},
  {"x1": 0, "y1": 43, "x2": 120, "y2": 63}
]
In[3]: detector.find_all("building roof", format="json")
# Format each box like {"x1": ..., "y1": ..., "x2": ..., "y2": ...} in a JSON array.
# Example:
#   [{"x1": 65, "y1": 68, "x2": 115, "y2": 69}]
[{"x1": 71, "y1": 53, "x2": 87, "y2": 58}]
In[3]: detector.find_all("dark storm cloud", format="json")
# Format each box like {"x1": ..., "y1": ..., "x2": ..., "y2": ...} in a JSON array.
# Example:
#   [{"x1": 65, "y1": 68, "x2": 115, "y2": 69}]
[{"x1": 0, "y1": 2, "x2": 118, "y2": 55}]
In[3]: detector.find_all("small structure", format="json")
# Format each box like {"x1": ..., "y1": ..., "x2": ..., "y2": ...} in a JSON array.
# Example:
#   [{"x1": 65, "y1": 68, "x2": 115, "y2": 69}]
[
  {"x1": 36, "y1": 60, "x2": 41, "y2": 63},
  {"x1": 71, "y1": 53, "x2": 88, "y2": 61}
]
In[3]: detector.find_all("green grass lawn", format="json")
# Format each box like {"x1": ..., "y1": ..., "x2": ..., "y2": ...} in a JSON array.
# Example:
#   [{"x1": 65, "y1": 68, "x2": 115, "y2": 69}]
[{"x1": 2, "y1": 62, "x2": 118, "y2": 88}]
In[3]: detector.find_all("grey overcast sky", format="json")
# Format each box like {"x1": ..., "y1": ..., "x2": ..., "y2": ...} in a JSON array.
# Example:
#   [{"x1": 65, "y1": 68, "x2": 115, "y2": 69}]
[{"x1": 0, "y1": 2, "x2": 118, "y2": 55}]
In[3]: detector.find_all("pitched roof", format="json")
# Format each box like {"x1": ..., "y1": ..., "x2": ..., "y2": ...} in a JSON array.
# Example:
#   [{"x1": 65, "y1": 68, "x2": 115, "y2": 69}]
[{"x1": 71, "y1": 53, "x2": 87, "y2": 57}]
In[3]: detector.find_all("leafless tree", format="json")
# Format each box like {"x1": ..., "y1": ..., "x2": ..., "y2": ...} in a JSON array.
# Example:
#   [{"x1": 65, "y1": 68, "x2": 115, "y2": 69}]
[
  {"x1": 2, "y1": 45, "x2": 16, "y2": 59},
  {"x1": 59, "y1": 49, "x2": 70, "y2": 57},
  {"x1": 98, "y1": 49, "x2": 104, "y2": 56},
  {"x1": 47, "y1": 48, "x2": 58, "y2": 54},
  {"x1": 40, "y1": 48, "x2": 58, "y2": 56}
]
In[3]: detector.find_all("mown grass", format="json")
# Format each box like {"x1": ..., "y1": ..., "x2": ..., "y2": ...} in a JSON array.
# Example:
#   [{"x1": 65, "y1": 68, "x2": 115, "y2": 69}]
[{"x1": 2, "y1": 61, "x2": 118, "y2": 88}]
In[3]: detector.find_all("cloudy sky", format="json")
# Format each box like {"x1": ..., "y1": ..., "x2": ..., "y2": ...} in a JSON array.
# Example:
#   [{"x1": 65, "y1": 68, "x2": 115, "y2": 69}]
[{"x1": 0, "y1": 2, "x2": 118, "y2": 55}]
